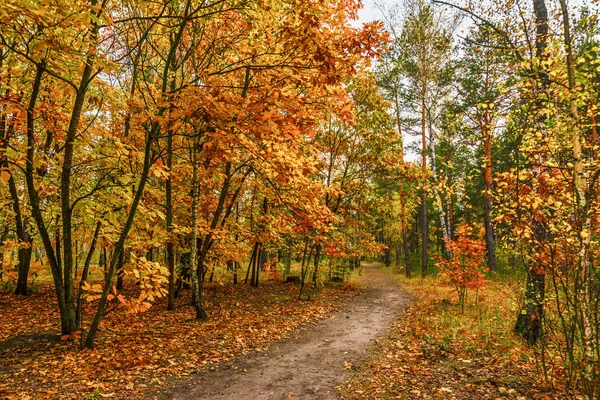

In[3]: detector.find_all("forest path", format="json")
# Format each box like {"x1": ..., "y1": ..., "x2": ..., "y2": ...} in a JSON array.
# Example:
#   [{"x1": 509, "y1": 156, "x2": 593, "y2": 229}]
[{"x1": 161, "y1": 262, "x2": 412, "y2": 400}]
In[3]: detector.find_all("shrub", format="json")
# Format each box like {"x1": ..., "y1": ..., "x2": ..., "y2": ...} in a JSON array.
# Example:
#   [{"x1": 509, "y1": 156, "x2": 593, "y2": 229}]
[{"x1": 436, "y1": 224, "x2": 487, "y2": 313}]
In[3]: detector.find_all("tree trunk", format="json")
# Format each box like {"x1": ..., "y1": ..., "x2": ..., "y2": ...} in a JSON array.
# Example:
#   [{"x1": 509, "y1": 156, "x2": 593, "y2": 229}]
[
  {"x1": 420, "y1": 188, "x2": 428, "y2": 277},
  {"x1": 228, "y1": 260, "x2": 237, "y2": 284},
  {"x1": 85, "y1": 1, "x2": 193, "y2": 348},
  {"x1": 100, "y1": 247, "x2": 107, "y2": 278},
  {"x1": 299, "y1": 242, "x2": 313, "y2": 300},
  {"x1": 75, "y1": 222, "x2": 101, "y2": 328},
  {"x1": 420, "y1": 95, "x2": 428, "y2": 277},
  {"x1": 252, "y1": 243, "x2": 261, "y2": 287},
  {"x1": 403, "y1": 227, "x2": 411, "y2": 278},
  {"x1": 515, "y1": 267, "x2": 545, "y2": 344},
  {"x1": 14, "y1": 246, "x2": 33, "y2": 295},
  {"x1": 312, "y1": 243, "x2": 321, "y2": 287},
  {"x1": 10, "y1": 176, "x2": 33, "y2": 296},
  {"x1": 116, "y1": 249, "x2": 125, "y2": 290},
  {"x1": 166, "y1": 76, "x2": 176, "y2": 311},
  {"x1": 394, "y1": 78, "x2": 411, "y2": 279},
  {"x1": 189, "y1": 138, "x2": 207, "y2": 320},
  {"x1": 245, "y1": 242, "x2": 259, "y2": 285},
  {"x1": 558, "y1": 1, "x2": 596, "y2": 395},
  {"x1": 0, "y1": 226, "x2": 7, "y2": 280},
  {"x1": 514, "y1": 0, "x2": 549, "y2": 346},
  {"x1": 483, "y1": 116, "x2": 497, "y2": 272},
  {"x1": 60, "y1": 36, "x2": 97, "y2": 334},
  {"x1": 24, "y1": 62, "x2": 77, "y2": 335},
  {"x1": 3, "y1": 131, "x2": 33, "y2": 295},
  {"x1": 285, "y1": 240, "x2": 292, "y2": 275}
]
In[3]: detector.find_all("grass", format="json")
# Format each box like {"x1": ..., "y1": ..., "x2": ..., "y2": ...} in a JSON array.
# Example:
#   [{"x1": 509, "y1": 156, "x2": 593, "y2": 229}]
[{"x1": 340, "y1": 262, "x2": 570, "y2": 400}]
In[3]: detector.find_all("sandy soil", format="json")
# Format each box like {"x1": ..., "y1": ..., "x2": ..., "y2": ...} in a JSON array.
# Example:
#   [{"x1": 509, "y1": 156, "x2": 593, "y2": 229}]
[{"x1": 159, "y1": 263, "x2": 412, "y2": 400}]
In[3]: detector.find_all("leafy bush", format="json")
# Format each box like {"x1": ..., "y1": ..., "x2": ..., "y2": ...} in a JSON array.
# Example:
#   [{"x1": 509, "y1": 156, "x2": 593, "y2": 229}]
[{"x1": 435, "y1": 224, "x2": 487, "y2": 312}]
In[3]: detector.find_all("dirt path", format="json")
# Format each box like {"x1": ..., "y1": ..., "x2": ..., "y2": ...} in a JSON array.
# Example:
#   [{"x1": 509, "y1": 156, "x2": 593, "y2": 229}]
[{"x1": 160, "y1": 263, "x2": 412, "y2": 400}]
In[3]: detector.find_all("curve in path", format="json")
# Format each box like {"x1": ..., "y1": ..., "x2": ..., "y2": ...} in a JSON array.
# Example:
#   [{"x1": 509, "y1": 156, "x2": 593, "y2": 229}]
[{"x1": 161, "y1": 262, "x2": 412, "y2": 400}]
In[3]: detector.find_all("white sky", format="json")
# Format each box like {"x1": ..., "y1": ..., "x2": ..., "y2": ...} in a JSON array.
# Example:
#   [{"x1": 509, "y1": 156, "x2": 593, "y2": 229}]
[
  {"x1": 356, "y1": 0, "x2": 594, "y2": 25},
  {"x1": 354, "y1": 0, "x2": 421, "y2": 162},
  {"x1": 357, "y1": 0, "x2": 387, "y2": 24}
]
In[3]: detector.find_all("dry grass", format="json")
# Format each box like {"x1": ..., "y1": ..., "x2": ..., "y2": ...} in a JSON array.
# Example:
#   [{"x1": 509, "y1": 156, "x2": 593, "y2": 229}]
[{"x1": 339, "y1": 267, "x2": 574, "y2": 399}]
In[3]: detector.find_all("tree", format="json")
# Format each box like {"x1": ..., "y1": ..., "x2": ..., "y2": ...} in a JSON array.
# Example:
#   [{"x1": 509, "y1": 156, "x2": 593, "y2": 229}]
[
  {"x1": 511, "y1": 0, "x2": 550, "y2": 346},
  {"x1": 375, "y1": 5, "x2": 414, "y2": 277},
  {"x1": 453, "y1": 25, "x2": 511, "y2": 272},
  {"x1": 314, "y1": 71, "x2": 405, "y2": 283},
  {"x1": 436, "y1": 223, "x2": 486, "y2": 313},
  {"x1": 396, "y1": 0, "x2": 456, "y2": 276}
]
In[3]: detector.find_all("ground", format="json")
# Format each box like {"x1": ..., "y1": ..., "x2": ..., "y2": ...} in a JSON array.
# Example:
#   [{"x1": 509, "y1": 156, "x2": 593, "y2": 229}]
[
  {"x1": 160, "y1": 262, "x2": 411, "y2": 399},
  {"x1": 0, "y1": 274, "x2": 357, "y2": 399},
  {"x1": 340, "y1": 271, "x2": 573, "y2": 400},
  {"x1": 1, "y1": 263, "x2": 571, "y2": 399}
]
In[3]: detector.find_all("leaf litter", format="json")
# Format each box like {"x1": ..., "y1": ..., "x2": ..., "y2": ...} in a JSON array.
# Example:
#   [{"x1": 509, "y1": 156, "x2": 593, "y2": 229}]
[
  {"x1": 339, "y1": 276, "x2": 575, "y2": 400},
  {"x1": 0, "y1": 280, "x2": 356, "y2": 399}
]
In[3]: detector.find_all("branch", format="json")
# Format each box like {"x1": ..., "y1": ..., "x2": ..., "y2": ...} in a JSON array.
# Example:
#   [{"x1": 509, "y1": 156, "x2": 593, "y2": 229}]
[{"x1": 431, "y1": 0, "x2": 523, "y2": 62}]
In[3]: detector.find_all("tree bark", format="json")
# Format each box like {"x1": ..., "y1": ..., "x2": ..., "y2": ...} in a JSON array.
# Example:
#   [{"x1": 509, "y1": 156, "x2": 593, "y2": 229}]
[
  {"x1": 558, "y1": 1, "x2": 596, "y2": 395},
  {"x1": 60, "y1": 33, "x2": 97, "y2": 331},
  {"x1": 312, "y1": 243, "x2": 321, "y2": 287},
  {"x1": 245, "y1": 242, "x2": 259, "y2": 285},
  {"x1": 0, "y1": 226, "x2": 7, "y2": 280},
  {"x1": 394, "y1": 85, "x2": 411, "y2": 278},
  {"x1": 166, "y1": 76, "x2": 176, "y2": 311},
  {"x1": 482, "y1": 116, "x2": 497, "y2": 272},
  {"x1": 1, "y1": 127, "x2": 33, "y2": 295},
  {"x1": 189, "y1": 137, "x2": 208, "y2": 320},
  {"x1": 86, "y1": 1, "x2": 192, "y2": 347},
  {"x1": 75, "y1": 222, "x2": 101, "y2": 328},
  {"x1": 420, "y1": 95, "x2": 428, "y2": 277},
  {"x1": 24, "y1": 62, "x2": 76, "y2": 334},
  {"x1": 514, "y1": 0, "x2": 549, "y2": 345},
  {"x1": 1, "y1": 97, "x2": 34, "y2": 294},
  {"x1": 515, "y1": 267, "x2": 545, "y2": 344}
]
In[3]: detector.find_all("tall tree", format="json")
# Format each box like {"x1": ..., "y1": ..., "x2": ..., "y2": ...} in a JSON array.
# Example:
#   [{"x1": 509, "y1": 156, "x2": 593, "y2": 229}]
[
  {"x1": 513, "y1": 0, "x2": 550, "y2": 346},
  {"x1": 453, "y1": 26, "x2": 510, "y2": 272},
  {"x1": 375, "y1": 5, "x2": 413, "y2": 277},
  {"x1": 397, "y1": 0, "x2": 455, "y2": 276}
]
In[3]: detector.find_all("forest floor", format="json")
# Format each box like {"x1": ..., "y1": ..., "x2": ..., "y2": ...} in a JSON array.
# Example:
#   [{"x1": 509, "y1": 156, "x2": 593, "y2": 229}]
[
  {"x1": 340, "y1": 270, "x2": 575, "y2": 400},
  {"x1": 0, "y1": 272, "x2": 359, "y2": 399},
  {"x1": 160, "y1": 262, "x2": 412, "y2": 399},
  {"x1": 1, "y1": 263, "x2": 575, "y2": 400}
]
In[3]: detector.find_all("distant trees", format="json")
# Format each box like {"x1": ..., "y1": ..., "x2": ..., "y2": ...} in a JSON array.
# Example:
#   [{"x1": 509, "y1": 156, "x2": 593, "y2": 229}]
[
  {"x1": 397, "y1": 0, "x2": 456, "y2": 277},
  {"x1": 451, "y1": 26, "x2": 511, "y2": 273}
]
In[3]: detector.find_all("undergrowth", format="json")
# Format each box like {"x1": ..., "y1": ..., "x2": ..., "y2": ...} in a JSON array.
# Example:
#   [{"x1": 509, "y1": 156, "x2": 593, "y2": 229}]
[{"x1": 340, "y1": 267, "x2": 571, "y2": 399}]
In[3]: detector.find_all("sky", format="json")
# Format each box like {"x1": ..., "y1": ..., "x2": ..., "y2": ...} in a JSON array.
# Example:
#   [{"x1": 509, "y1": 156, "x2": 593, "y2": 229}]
[
  {"x1": 357, "y1": 0, "x2": 388, "y2": 24},
  {"x1": 354, "y1": 0, "x2": 421, "y2": 161},
  {"x1": 356, "y1": 0, "x2": 593, "y2": 27}
]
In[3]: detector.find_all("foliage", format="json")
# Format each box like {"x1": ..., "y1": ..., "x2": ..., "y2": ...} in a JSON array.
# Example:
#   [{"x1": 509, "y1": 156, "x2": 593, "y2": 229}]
[
  {"x1": 0, "y1": 0, "x2": 391, "y2": 347},
  {"x1": 3, "y1": 0, "x2": 600, "y2": 398},
  {"x1": 435, "y1": 224, "x2": 487, "y2": 312}
]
